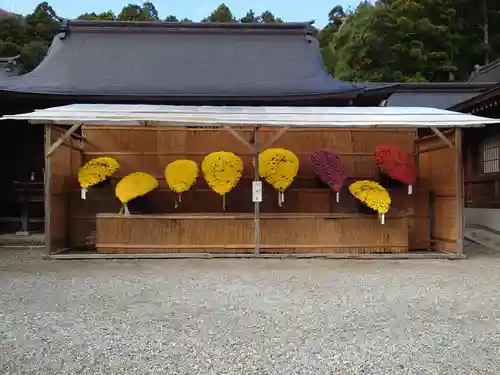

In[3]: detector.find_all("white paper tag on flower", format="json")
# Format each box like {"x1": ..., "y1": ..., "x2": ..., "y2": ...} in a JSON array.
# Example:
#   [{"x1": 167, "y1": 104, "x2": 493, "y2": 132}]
[{"x1": 81, "y1": 188, "x2": 87, "y2": 200}]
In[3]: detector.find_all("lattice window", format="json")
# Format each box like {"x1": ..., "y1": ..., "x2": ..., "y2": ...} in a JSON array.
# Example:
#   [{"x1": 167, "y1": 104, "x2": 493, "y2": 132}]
[{"x1": 482, "y1": 137, "x2": 500, "y2": 174}]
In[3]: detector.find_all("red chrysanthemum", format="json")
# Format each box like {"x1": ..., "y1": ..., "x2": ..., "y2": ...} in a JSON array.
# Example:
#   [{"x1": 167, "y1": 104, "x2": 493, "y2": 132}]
[
  {"x1": 373, "y1": 144, "x2": 417, "y2": 185},
  {"x1": 310, "y1": 149, "x2": 346, "y2": 192}
]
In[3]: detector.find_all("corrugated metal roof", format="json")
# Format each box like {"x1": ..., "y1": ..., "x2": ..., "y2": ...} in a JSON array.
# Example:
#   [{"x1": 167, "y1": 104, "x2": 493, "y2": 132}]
[
  {"x1": 2, "y1": 104, "x2": 499, "y2": 127},
  {"x1": 0, "y1": 21, "x2": 361, "y2": 99}
]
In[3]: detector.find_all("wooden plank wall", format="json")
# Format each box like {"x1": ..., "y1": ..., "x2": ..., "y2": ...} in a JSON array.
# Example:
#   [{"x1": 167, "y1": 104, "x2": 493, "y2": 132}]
[
  {"x1": 48, "y1": 127, "x2": 82, "y2": 252},
  {"x1": 417, "y1": 129, "x2": 461, "y2": 253},
  {"x1": 462, "y1": 124, "x2": 500, "y2": 208},
  {"x1": 96, "y1": 214, "x2": 409, "y2": 254},
  {"x1": 65, "y1": 125, "x2": 431, "y2": 250}
]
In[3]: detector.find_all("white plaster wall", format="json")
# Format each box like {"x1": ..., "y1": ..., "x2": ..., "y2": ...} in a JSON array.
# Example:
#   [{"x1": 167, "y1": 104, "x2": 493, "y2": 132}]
[{"x1": 465, "y1": 208, "x2": 500, "y2": 232}]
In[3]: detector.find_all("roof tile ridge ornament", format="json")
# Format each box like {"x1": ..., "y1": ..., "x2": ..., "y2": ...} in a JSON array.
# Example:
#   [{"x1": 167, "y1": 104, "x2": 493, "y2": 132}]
[
  {"x1": 59, "y1": 19, "x2": 69, "y2": 40},
  {"x1": 469, "y1": 58, "x2": 500, "y2": 81}
]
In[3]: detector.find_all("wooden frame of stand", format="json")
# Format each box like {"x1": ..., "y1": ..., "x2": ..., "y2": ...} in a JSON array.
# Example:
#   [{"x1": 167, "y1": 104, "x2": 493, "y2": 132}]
[{"x1": 41, "y1": 119, "x2": 464, "y2": 256}]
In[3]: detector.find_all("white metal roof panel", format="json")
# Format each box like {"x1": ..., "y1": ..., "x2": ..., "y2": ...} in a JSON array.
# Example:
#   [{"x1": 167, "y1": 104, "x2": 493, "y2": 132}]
[{"x1": 2, "y1": 104, "x2": 499, "y2": 127}]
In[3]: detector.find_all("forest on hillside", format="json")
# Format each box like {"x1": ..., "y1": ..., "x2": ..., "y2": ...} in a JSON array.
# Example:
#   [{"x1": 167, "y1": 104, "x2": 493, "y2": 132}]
[{"x1": 0, "y1": 0, "x2": 499, "y2": 82}]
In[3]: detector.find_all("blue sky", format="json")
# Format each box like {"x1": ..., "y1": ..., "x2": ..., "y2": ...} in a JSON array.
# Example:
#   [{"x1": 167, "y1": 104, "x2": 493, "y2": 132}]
[{"x1": 0, "y1": 0, "x2": 368, "y2": 28}]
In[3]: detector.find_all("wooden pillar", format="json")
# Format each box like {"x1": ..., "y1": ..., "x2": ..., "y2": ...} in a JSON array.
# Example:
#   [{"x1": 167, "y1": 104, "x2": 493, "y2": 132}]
[
  {"x1": 44, "y1": 123, "x2": 52, "y2": 254},
  {"x1": 253, "y1": 126, "x2": 261, "y2": 254},
  {"x1": 455, "y1": 128, "x2": 464, "y2": 255}
]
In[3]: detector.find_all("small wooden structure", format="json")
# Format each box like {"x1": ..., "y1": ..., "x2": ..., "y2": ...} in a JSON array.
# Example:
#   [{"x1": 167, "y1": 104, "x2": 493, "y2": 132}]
[
  {"x1": 454, "y1": 85, "x2": 500, "y2": 208},
  {"x1": 3, "y1": 104, "x2": 499, "y2": 257},
  {"x1": 450, "y1": 81, "x2": 500, "y2": 232}
]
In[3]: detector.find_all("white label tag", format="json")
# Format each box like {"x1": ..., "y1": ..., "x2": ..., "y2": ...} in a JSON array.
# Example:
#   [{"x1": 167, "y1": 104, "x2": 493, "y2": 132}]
[
  {"x1": 252, "y1": 181, "x2": 263, "y2": 202},
  {"x1": 81, "y1": 188, "x2": 87, "y2": 200}
]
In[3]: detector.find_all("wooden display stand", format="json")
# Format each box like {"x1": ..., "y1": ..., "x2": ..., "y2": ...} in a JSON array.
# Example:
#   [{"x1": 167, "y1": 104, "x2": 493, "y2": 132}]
[
  {"x1": 44, "y1": 123, "x2": 463, "y2": 256},
  {"x1": 95, "y1": 213, "x2": 409, "y2": 253}
]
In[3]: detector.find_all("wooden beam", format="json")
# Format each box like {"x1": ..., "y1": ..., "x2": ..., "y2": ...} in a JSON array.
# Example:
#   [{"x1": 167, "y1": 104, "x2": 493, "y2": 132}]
[
  {"x1": 263, "y1": 126, "x2": 291, "y2": 149},
  {"x1": 223, "y1": 125, "x2": 255, "y2": 152},
  {"x1": 46, "y1": 252, "x2": 467, "y2": 260},
  {"x1": 416, "y1": 128, "x2": 454, "y2": 142},
  {"x1": 44, "y1": 124, "x2": 52, "y2": 255},
  {"x1": 53, "y1": 125, "x2": 85, "y2": 140},
  {"x1": 430, "y1": 127, "x2": 454, "y2": 148},
  {"x1": 46, "y1": 122, "x2": 83, "y2": 157}
]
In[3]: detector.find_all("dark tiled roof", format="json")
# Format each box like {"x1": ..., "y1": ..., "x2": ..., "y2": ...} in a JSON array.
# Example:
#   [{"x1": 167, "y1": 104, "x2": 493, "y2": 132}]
[
  {"x1": 469, "y1": 59, "x2": 500, "y2": 83},
  {"x1": 450, "y1": 83, "x2": 500, "y2": 112},
  {"x1": 373, "y1": 82, "x2": 495, "y2": 109},
  {"x1": 387, "y1": 91, "x2": 484, "y2": 109},
  {"x1": 0, "y1": 20, "x2": 362, "y2": 99}
]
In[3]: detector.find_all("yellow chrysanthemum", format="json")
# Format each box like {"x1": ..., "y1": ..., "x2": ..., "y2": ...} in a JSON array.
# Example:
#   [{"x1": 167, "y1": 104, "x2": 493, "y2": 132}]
[
  {"x1": 349, "y1": 180, "x2": 391, "y2": 221},
  {"x1": 259, "y1": 148, "x2": 299, "y2": 206},
  {"x1": 165, "y1": 159, "x2": 199, "y2": 208},
  {"x1": 165, "y1": 160, "x2": 199, "y2": 193},
  {"x1": 202, "y1": 152, "x2": 243, "y2": 209},
  {"x1": 115, "y1": 172, "x2": 158, "y2": 215},
  {"x1": 77, "y1": 157, "x2": 119, "y2": 199}
]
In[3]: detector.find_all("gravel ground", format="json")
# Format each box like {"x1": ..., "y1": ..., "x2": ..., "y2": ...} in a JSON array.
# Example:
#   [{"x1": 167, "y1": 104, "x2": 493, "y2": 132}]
[{"x1": 1, "y1": 245, "x2": 500, "y2": 374}]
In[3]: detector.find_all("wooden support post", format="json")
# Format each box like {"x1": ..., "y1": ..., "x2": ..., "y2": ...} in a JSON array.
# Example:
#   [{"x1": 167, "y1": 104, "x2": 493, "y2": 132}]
[
  {"x1": 20, "y1": 200, "x2": 28, "y2": 233},
  {"x1": 263, "y1": 126, "x2": 291, "y2": 149},
  {"x1": 46, "y1": 121, "x2": 83, "y2": 157},
  {"x1": 53, "y1": 125, "x2": 85, "y2": 140},
  {"x1": 455, "y1": 128, "x2": 464, "y2": 255},
  {"x1": 430, "y1": 127, "x2": 454, "y2": 148},
  {"x1": 222, "y1": 124, "x2": 261, "y2": 253},
  {"x1": 254, "y1": 126, "x2": 261, "y2": 255},
  {"x1": 223, "y1": 125, "x2": 255, "y2": 152},
  {"x1": 44, "y1": 124, "x2": 52, "y2": 254}
]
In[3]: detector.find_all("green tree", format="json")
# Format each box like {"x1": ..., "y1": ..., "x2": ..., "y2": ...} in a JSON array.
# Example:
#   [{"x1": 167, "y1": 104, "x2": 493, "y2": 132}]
[
  {"x1": 450, "y1": 0, "x2": 500, "y2": 76},
  {"x1": 19, "y1": 40, "x2": 48, "y2": 73},
  {"x1": 118, "y1": 2, "x2": 160, "y2": 21},
  {"x1": 330, "y1": 1, "x2": 458, "y2": 82},
  {"x1": 142, "y1": 1, "x2": 159, "y2": 20},
  {"x1": 317, "y1": 6, "x2": 347, "y2": 48},
  {"x1": 165, "y1": 15, "x2": 179, "y2": 22},
  {"x1": 259, "y1": 10, "x2": 283, "y2": 23},
  {"x1": 77, "y1": 11, "x2": 116, "y2": 21},
  {"x1": 0, "y1": 15, "x2": 25, "y2": 45},
  {"x1": 316, "y1": 5, "x2": 348, "y2": 74},
  {"x1": 0, "y1": 41, "x2": 22, "y2": 57},
  {"x1": 25, "y1": 2, "x2": 60, "y2": 44},
  {"x1": 17, "y1": 2, "x2": 60, "y2": 72},
  {"x1": 202, "y1": 3, "x2": 235, "y2": 22},
  {"x1": 118, "y1": 4, "x2": 143, "y2": 20},
  {"x1": 240, "y1": 9, "x2": 259, "y2": 23}
]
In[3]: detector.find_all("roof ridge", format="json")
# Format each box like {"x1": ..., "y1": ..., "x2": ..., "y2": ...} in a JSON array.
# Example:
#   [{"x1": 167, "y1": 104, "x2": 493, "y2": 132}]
[
  {"x1": 469, "y1": 58, "x2": 500, "y2": 81},
  {"x1": 476, "y1": 58, "x2": 500, "y2": 73},
  {"x1": 66, "y1": 20, "x2": 312, "y2": 34}
]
